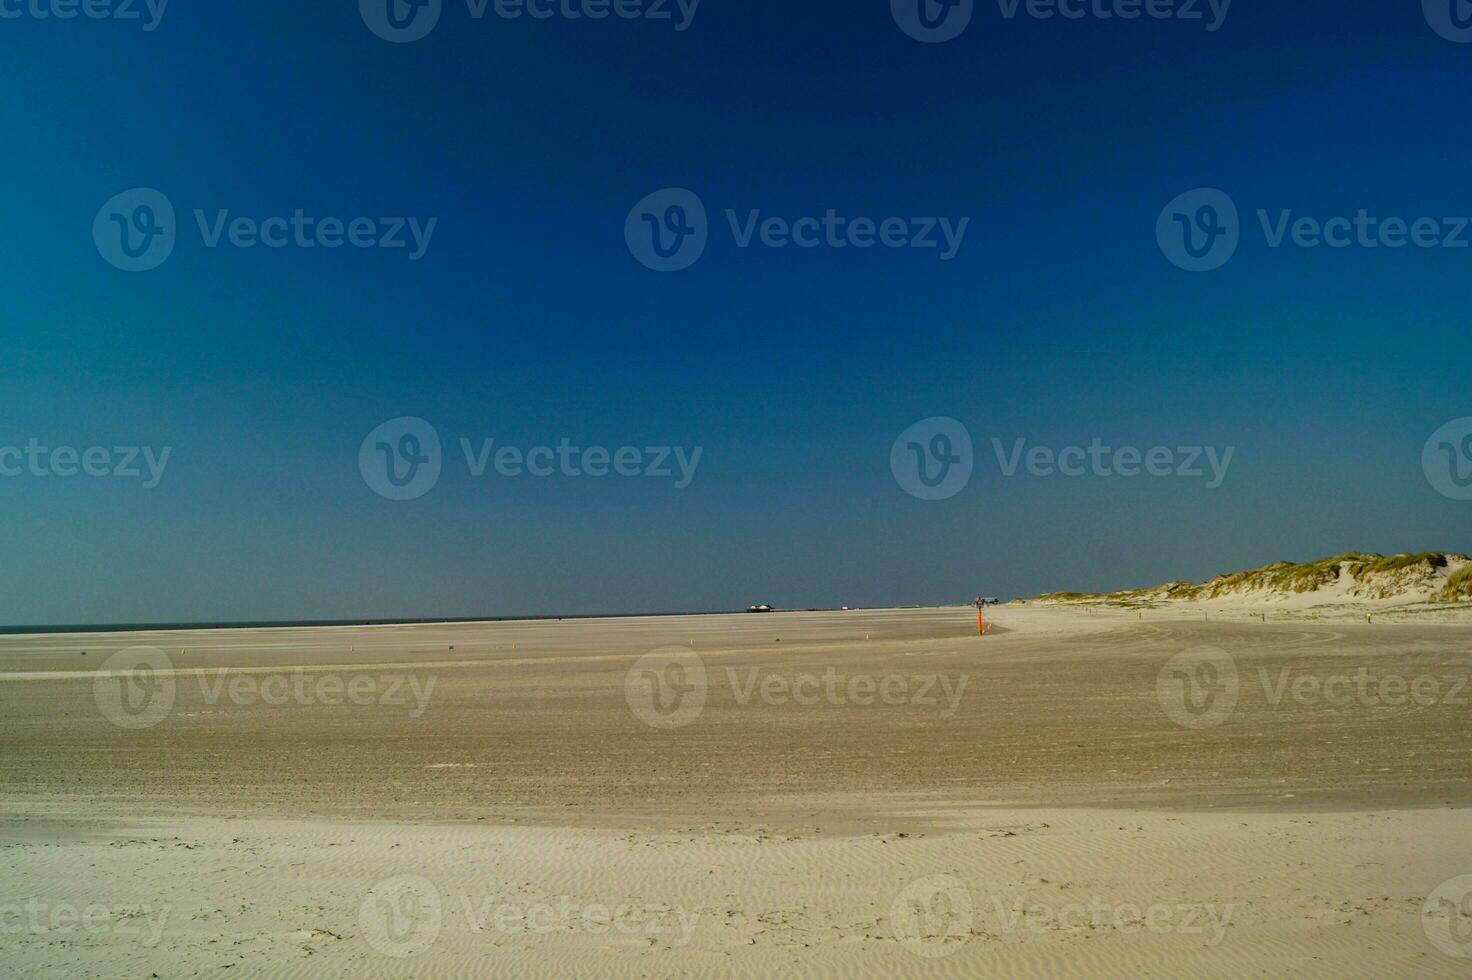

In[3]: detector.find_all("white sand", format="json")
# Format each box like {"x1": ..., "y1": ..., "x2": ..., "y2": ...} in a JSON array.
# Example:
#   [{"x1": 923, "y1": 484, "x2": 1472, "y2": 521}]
[{"x1": 3, "y1": 803, "x2": 1468, "y2": 978}]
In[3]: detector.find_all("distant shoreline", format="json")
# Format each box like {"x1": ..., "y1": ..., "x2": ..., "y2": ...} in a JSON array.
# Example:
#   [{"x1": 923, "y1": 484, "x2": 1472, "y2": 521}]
[{"x1": 0, "y1": 604, "x2": 958, "y2": 636}]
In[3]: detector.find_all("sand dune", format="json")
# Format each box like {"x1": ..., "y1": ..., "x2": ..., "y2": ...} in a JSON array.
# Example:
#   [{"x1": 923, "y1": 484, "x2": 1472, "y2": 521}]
[{"x1": 1036, "y1": 551, "x2": 1472, "y2": 611}]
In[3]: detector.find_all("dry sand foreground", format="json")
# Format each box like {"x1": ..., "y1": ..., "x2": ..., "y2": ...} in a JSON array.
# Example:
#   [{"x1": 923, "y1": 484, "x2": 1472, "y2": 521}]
[{"x1": 2, "y1": 606, "x2": 1471, "y2": 977}]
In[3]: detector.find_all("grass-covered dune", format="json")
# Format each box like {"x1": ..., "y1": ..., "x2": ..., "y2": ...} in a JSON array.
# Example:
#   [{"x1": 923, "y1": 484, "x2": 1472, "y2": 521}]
[{"x1": 1034, "y1": 552, "x2": 1472, "y2": 607}]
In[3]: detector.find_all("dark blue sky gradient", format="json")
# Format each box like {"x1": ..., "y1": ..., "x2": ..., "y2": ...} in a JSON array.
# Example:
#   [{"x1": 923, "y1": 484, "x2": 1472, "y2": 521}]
[{"x1": 2, "y1": 2, "x2": 1469, "y2": 623}]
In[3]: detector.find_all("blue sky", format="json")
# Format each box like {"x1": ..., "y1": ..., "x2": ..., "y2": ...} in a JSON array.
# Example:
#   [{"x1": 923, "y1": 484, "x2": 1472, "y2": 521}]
[{"x1": 1, "y1": 1, "x2": 1469, "y2": 624}]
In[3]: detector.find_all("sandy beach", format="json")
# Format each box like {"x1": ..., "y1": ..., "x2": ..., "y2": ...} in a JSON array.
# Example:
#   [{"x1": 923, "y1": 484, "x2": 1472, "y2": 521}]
[{"x1": 3, "y1": 605, "x2": 1470, "y2": 976}]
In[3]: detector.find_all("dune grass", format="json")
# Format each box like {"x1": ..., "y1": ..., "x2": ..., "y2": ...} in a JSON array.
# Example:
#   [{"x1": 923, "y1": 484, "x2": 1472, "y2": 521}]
[
  {"x1": 1035, "y1": 551, "x2": 1470, "y2": 604},
  {"x1": 1435, "y1": 564, "x2": 1472, "y2": 602}
]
